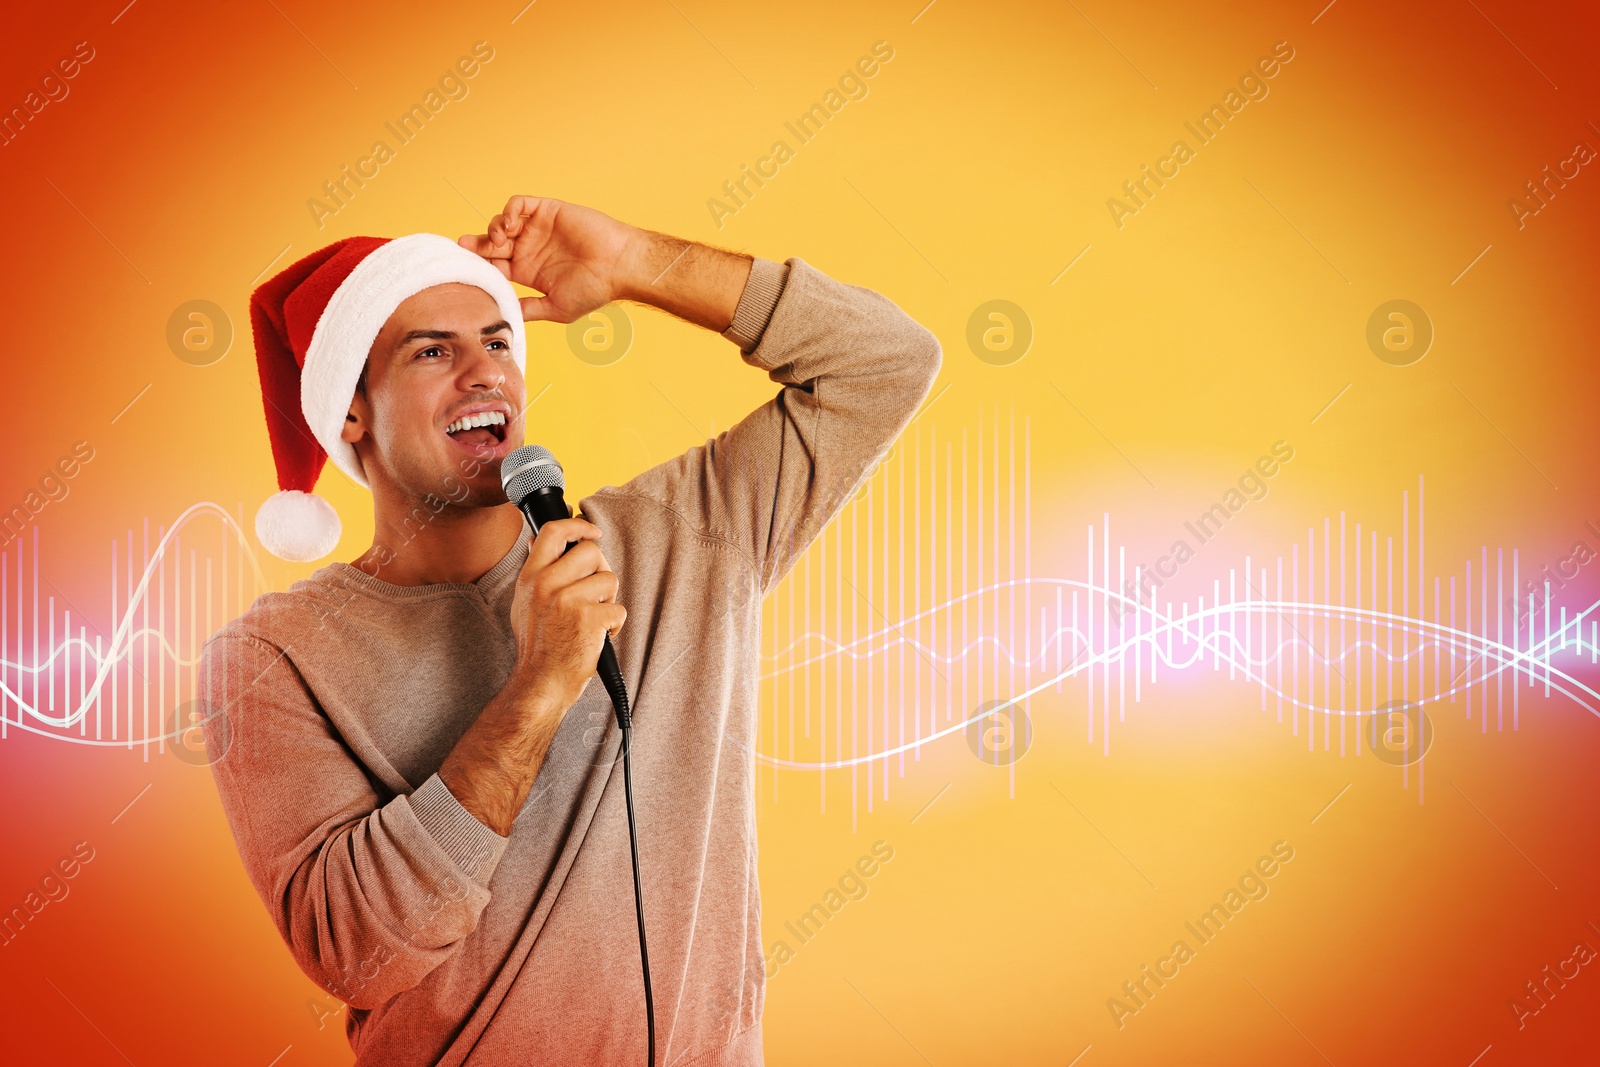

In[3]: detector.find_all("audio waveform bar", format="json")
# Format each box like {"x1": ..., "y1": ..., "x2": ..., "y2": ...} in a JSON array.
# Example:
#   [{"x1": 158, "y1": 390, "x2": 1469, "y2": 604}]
[
  {"x1": 2, "y1": 411, "x2": 1595, "y2": 835},
  {"x1": 0, "y1": 503, "x2": 261, "y2": 756},
  {"x1": 755, "y1": 409, "x2": 1600, "y2": 824}
]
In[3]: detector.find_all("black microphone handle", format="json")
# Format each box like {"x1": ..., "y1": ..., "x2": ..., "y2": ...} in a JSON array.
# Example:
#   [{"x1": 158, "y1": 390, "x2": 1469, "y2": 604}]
[{"x1": 513, "y1": 487, "x2": 632, "y2": 727}]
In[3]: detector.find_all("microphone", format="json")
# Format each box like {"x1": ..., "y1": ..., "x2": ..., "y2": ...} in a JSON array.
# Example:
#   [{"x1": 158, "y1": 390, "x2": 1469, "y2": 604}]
[
  {"x1": 500, "y1": 444, "x2": 630, "y2": 727},
  {"x1": 500, "y1": 443, "x2": 656, "y2": 1067}
]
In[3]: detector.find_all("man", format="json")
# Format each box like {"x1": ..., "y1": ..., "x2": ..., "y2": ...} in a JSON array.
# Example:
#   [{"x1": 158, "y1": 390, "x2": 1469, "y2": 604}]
[{"x1": 200, "y1": 195, "x2": 941, "y2": 1065}]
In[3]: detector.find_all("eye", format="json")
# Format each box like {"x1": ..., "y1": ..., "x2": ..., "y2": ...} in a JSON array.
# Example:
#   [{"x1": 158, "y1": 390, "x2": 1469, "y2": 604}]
[
  {"x1": 486, "y1": 338, "x2": 510, "y2": 351},
  {"x1": 417, "y1": 346, "x2": 445, "y2": 359}
]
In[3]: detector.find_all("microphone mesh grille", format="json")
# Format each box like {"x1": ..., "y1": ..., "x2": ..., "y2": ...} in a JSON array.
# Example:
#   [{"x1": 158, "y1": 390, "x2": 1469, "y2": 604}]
[{"x1": 501, "y1": 444, "x2": 564, "y2": 504}]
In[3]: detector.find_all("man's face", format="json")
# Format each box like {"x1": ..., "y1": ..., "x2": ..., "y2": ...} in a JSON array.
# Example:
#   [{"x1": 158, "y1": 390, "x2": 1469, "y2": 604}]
[{"x1": 341, "y1": 283, "x2": 525, "y2": 507}]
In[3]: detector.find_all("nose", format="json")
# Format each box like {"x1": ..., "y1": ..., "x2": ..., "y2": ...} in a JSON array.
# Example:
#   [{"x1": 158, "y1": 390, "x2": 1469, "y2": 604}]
[{"x1": 456, "y1": 341, "x2": 507, "y2": 392}]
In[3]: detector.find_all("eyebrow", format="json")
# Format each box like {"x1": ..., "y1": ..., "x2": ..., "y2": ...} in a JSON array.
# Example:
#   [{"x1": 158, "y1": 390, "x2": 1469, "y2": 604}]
[{"x1": 394, "y1": 320, "x2": 512, "y2": 350}]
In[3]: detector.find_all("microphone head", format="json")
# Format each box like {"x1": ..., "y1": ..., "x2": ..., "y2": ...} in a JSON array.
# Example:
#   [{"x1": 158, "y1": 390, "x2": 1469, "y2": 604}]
[{"x1": 501, "y1": 444, "x2": 564, "y2": 505}]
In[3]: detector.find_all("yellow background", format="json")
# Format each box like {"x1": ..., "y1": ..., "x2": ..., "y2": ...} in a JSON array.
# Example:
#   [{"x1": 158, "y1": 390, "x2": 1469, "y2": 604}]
[{"x1": 1, "y1": 0, "x2": 1597, "y2": 1063}]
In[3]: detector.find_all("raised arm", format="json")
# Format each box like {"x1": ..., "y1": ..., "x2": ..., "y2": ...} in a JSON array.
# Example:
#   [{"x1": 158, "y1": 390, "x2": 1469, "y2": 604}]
[
  {"x1": 623, "y1": 253, "x2": 941, "y2": 592},
  {"x1": 459, "y1": 195, "x2": 943, "y2": 592}
]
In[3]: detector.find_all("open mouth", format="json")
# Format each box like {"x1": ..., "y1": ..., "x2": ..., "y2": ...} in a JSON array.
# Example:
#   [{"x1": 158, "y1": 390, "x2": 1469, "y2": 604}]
[{"x1": 444, "y1": 410, "x2": 510, "y2": 451}]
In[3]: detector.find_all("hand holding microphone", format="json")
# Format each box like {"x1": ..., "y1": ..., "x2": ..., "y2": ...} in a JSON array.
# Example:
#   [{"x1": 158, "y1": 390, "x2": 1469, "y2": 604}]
[
  {"x1": 436, "y1": 446, "x2": 624, "y2": 840},
  {"x1": 506, "y1": 515, "x2": 623, "y2": 713},
  {"x1": 508, "y1": 515, "x2": 620, "y2": 710},
  {"x1": 502, "y1": 445, "x2": 632, "y2": 726}
]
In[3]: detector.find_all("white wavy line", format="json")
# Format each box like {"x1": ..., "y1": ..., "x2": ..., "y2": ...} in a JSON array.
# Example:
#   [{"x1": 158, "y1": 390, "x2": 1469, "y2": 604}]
[
  {"x1": 764, "y1": 605, "x2": 1597, "y2": 702},
  {"x1": 747, "y1": 591, "x2": 1600, "y2": 770},
  {"x1": 9, "y1": 558, "x2": 1596, "y2": 756},
  {"x1": 764, "y1": 576, "x2": 1595, "y2": 669},
  {"x1": 2, "y1": 628, "x2": 207, "y2": 675},
  {"x1": 2, "y1": 502, "x2": 265, "y2": 731}
]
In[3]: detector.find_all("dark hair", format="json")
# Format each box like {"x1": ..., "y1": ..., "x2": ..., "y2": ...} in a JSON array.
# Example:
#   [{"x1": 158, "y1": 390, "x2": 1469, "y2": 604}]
[{"x1": 355, "y1": 360, "x2": 369, "y2": 397}]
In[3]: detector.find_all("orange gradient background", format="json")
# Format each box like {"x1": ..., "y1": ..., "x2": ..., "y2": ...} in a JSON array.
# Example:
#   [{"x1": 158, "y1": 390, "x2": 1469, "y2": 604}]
[{"x1": 1, "y1": 0, "x2": 1598, "y2": 1064}]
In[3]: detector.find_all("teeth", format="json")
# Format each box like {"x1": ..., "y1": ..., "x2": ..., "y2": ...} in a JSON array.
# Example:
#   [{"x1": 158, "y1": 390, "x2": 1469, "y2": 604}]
[{"x1": 446, "y1": 410, "x2": 507, "y2": 434}]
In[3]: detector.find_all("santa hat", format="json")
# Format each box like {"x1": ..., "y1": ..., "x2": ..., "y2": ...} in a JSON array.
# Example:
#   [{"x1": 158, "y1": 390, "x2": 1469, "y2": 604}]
[{"x1": 248, "y1": 233, "x2": 527, "y2": 561}]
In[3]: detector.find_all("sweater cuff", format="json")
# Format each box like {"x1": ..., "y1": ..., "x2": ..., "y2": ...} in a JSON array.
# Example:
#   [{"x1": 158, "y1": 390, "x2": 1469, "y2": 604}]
[
  {"x1": 720, "y1": 257, "x2": 790, "y2": 353},
  {"x1": 408, "y1": 772, "x2": 509, "y2": 883}
]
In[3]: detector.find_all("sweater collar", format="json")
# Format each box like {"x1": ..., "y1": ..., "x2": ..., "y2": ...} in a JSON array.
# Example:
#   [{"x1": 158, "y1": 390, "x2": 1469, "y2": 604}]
[{"x1": 324, "y1": 517, "x2": 531, "y2": 600}]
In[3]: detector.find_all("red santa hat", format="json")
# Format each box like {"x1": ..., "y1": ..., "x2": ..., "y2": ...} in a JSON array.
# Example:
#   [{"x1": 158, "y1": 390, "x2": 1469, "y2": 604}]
[{"x1": 248, "y1": 233, "x2": 526, "y2": 561}]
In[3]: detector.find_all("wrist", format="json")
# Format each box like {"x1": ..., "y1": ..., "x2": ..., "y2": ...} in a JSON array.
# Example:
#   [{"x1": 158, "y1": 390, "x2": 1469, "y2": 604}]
[
  {"x1": 613, "y1": 226, "x2": 674, "y2": 306},
  {"x1": 506, "y1": 662, "x2": 559, "y2": 713}
]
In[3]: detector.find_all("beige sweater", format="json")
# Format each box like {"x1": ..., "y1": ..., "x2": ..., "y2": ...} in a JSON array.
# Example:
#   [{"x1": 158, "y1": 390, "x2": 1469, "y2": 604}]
[{"x1": 200, "y1": 255, "x2": 941, "y2": 1066}]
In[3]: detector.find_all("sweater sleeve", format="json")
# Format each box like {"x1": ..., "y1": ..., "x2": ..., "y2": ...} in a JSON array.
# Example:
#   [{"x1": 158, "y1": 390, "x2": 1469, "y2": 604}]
[
  {"x1": 617, "y1": 255, "x2": 943, "y2": 594},
  {"x1": 198, "y1": 630, "x2": 511, "y2": 1009}
]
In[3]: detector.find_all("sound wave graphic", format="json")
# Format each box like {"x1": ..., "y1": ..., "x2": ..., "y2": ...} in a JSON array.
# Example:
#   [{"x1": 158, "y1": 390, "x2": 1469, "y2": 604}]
[
  {"x1": 753, "y1": 579, "x2": 1600, "y2": 771},
  {"x1": 2, "y1": 413, "x2": 1594, "y2": 835},
  {"x1": 0, "y1": 502, "x2": 263, "y2": 752},
  {"x1": 745, "y1": 412, "x2": 1599, "y2": 822}
]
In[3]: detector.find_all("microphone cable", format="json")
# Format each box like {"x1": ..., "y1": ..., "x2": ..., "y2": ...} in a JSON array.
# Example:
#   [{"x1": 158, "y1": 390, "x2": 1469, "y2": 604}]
[{"x1": 597, "y1": 635, "x2": 654, "y2": 1067}]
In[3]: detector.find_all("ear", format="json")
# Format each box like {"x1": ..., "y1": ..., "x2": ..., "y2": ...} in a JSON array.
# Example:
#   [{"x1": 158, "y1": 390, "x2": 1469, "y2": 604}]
[{"x1": 341, "y1": 385, "x2": 371, "y2": 445}]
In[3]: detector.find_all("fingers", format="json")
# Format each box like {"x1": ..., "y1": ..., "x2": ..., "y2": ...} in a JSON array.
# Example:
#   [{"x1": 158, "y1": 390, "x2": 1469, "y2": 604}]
[
  {"x1": 519, "y1": 295, "x2": 559, "y2": 323},
  {"x1": 527, "y1": 522, "x2": 614, "y2": 596},
  {"x1": 458, "y1": 201, "x2": 534, "y2": 258},
  {"x1": 500, "y1": 195, "x2": 548, "y2": 233},
  {"x1": 458, "y1": 232, "x2": 501, "y2": 258},
  {"x1": 457, "y1": 233, "x2": 517, "y2": 286},
  {"x1": 456, "y1": 232, "x2": 512, "y2": 275},
  {"x1": 595, "y1": 602, "x2": 627, "y2": 638},
  {"x1": 460, "y1": 197, "x2": 562, "y2": 281},
  {"x1": 488, "y1": 211, "x2": 514, "y2": 248},
  {"x1": 527, "y1": 518, "x2": 601, "y2": 570},
  {"x1": 576, "y1": 508, "x2": 611, "y2": 575},
  {"x1": 565, "y1": 569, "x2": 621, "y2": 606},
  {"x1": 541, "y1": 539, "x2": 610, "y2": 591},
  {"x1": 489, "y1": 198, "x2": 544, "y2": 246}
]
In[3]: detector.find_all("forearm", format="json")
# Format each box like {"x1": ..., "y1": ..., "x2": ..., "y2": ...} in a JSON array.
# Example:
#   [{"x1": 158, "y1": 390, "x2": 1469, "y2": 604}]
[
  {"x1": 436, "y1": 668, "x2": 564, "y2": 837},
  {"x1": 615, "y1": 227, "x2": 753, "y2": 335}
]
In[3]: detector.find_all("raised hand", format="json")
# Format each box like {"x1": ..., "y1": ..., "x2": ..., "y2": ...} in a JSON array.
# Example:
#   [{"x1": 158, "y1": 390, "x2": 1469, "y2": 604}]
[{"x1": 458, "y1": 196, "x2": 640, "y2": 324}]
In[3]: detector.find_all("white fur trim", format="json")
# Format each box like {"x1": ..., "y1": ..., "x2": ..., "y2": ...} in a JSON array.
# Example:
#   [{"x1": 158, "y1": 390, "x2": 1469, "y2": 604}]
[
  {"x1": 300, "y1": 233, "x2": 527, "y2": 490},
  {"x1": 256, "y1": 490, "x2": 343, "y2": 562}
]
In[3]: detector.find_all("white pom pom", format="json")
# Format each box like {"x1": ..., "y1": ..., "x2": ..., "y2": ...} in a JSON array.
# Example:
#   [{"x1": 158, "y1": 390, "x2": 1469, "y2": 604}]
[{"x1": 255, "y1": 490, "x2": 342, "y2": 562}]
